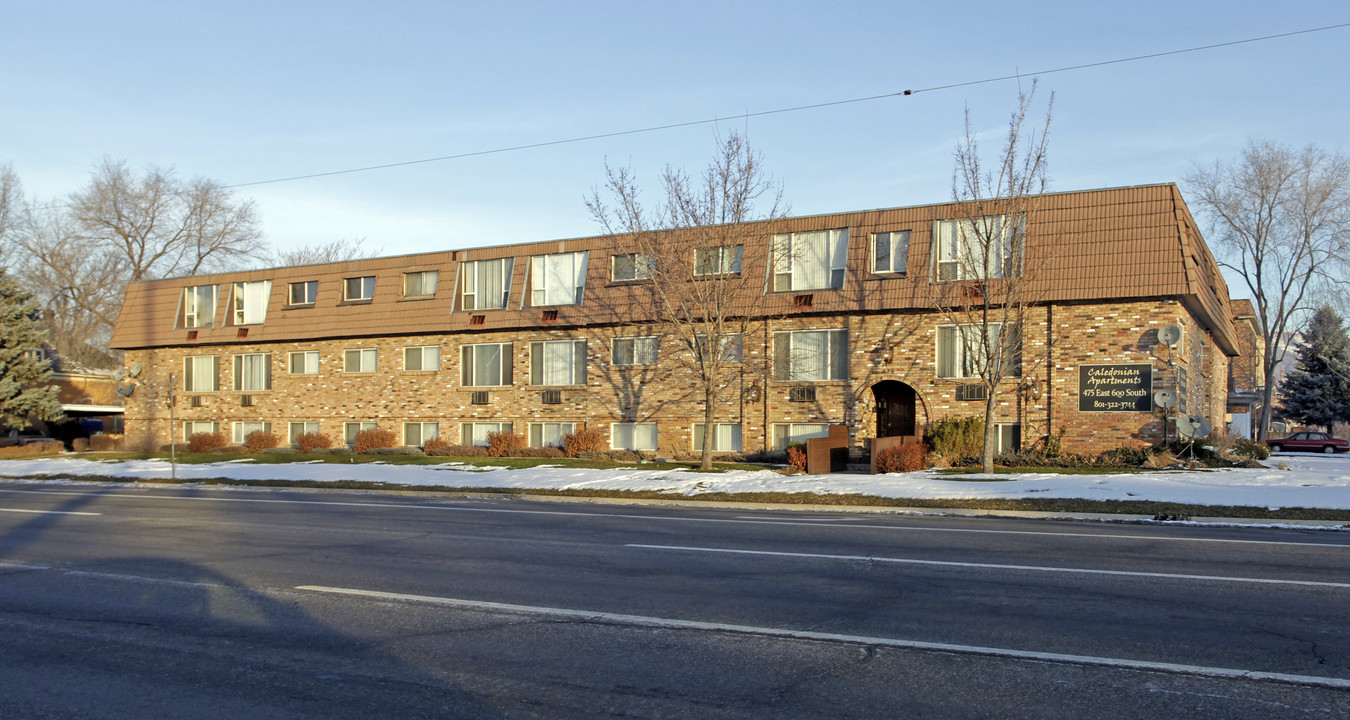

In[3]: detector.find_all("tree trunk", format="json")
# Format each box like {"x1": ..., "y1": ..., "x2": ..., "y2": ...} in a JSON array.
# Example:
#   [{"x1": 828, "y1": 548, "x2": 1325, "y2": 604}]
[
  {"x1": 700, "y1": 389, "x2": 716, "y2": 471},
  {"x1": 983, "y1": 393, "x2": 997, "y2": 474}
]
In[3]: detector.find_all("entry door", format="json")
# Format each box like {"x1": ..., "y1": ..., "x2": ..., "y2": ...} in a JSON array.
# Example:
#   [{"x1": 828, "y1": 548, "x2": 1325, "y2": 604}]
[{"x1": 874, "y1": 382, "x2": 916, "y2": 437}]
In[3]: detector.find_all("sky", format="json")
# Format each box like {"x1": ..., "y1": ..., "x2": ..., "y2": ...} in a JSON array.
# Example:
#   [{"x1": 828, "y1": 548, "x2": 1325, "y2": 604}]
[
  {"x1": 3, "y1": 453, "x2": 1349, "y2": 512},
  {"x1": 4, "y1": 1, "x2": 1348, "y2": 297}
]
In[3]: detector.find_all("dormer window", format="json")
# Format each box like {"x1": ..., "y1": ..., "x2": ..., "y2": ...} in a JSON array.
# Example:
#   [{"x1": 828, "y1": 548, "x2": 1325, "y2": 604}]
[
  {"x1": 344, "y1": 276, "x2": 375, "y2": 302},
  {"x1": 772, "y1": 229, "x2": 848, "y2": 291},
  {"x1": 180, "y1": 285, "x2": 217, "y2": 328},
  {"x1": 871, "y1": 231, "x2": 910, "y2": 274},
  {"x1": 530, "y1": 251, "x2": 589, "y2": 306},
  {"x1": 461, "y1": 258, "x2": 513, "y2": 310},
  {"x1": 231, "y1": 281, "x2": 272, "y2": 325},
  {"x1": 403, "y1": 270, "x2": 438, "y2": 298}
]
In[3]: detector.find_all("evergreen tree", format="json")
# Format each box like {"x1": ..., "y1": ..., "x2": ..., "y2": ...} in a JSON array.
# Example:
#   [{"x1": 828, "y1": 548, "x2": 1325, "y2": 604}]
[
  {"x1": 0, "y1": 269, "x2": 62, "y2": 430},
  {"x1": 1277, "y1": 305, "x2": 1350, "y2": 432}
]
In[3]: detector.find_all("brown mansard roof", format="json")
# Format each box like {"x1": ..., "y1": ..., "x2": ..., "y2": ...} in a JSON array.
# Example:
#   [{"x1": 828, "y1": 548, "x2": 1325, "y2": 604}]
[{"x1": 109, "y1": 183, "x2": 1239, "y2": 355}]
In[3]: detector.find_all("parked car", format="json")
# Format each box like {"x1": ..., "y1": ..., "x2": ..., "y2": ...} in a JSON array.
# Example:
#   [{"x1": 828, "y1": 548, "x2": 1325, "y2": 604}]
[
  {"x1": 0, "y1": 428, "x2": 55, "y2": 447},
  {"x1": 1266, "y1": 431, "x2": 1349, "y2": 454}
]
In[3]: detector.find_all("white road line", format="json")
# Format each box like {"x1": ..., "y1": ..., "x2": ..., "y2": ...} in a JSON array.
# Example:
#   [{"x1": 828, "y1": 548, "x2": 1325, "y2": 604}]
[
  {"x1": 628, "y1": 544, "x2": 1350, "y2": 589},
  {"x1": 4, "y1": 487, "x2": 1347, "y2": 550},
  {"x1": 0, "y1": 507, "x2": 100, "y2": 516},
  {"x1": 294, "y1": 584, "x2": 1350, "y2": 690}
]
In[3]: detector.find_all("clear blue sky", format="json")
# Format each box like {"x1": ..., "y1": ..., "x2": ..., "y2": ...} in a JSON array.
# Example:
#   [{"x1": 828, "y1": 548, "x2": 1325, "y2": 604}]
[{"x1": 4, "y1": 1, "x2": 1348, "y2": 276}]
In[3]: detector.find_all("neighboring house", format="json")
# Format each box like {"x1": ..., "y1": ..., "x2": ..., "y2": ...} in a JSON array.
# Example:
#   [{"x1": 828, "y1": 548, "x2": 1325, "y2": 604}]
[
  {"x1": 108, "y1": 184, "x2": 1239, "y2": 458},
  {"x1": 5, "y1": 348, "x2": 124, "y2": 445},
  {"x1": 1226, "y1": 299, "x2": 1263, "y2": 439}
]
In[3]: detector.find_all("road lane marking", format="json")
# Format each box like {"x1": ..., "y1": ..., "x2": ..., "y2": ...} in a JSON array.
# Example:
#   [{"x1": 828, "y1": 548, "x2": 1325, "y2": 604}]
[
  {"x1": 295, "y1": 583, "x2": 1350, "y2": 690},
  {"x1": 4, "y1": 487, "x2": 1348, "y2": 550},
  {"x1": 0, "y1": 507, "x2": 99, "y2": 516},
  {"x1": 628, "y1": 544, "x2": 1350, "y2": 589}
]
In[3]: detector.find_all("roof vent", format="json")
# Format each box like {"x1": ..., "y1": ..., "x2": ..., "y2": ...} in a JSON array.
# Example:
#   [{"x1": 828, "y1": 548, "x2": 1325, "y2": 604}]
[
  {"x1": 469, "y1": 314, "x2": 486, "y2": 326},
  {"x1": 792, "y1": 294, "x2": 814, "y2": 308}
]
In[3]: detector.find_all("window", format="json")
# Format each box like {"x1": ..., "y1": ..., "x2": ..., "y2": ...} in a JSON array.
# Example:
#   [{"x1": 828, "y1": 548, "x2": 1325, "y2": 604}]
[
  {"x1": 184, "y1": 356, "x2": 219, "y2": 392},
  {"x1": 232, "y1": 421, "x2": 272, "y2": 444},
  {"x1": 403, "y1": 270, "x2": 438, "y2": 298},
  {"x1": 773, "y1": 329, "x2": 847, "y2": 381},
  {"x1": 233, "y1": 353, "x2": 272, "y2": 391},
  {"x1": 872, "y1": 231, "x2": 910, "y2": 274},
  {"x1": 936, "y1": 323, "x2": 1019, "y2": 379},
  {"x1": 461, "y1": 258, "x2": 513, "y2": 310},
  {"x1": 693, "y1": 423, "x2": 742, "y2": 452},
  {"x1": 344, "y1": 276, "x2": 376, "y2": 301},
  {"x1": 994, "y1": 424, "x2": 1021, "y2": 454},
  {"x1": 695, "y1": 245, "x2": 743, "y2": 276},
  {"x1": 404, "y1": 345, "x2": 440, "y2": 371},
  {"x1": 231, "y1": 281, "x2": 272, "y2": 325},
  {"x1": 183, "y1": 421, "x2": 218, "y2": 441},
  {"x1": 612, "y1": 253, "x2": 656, "y2": 281},
  {"x1": 772, "y1": 229, "x2": 848, "y2": 291},
  {"x1": 696, "y1": 333, "x2": 743, "y2": 364},
  {"x1": 529, "y1": 422, "x2": 577, "y2": 447},
  {"x1": 288, "y1": 421, "x2": 320, "y2": 443},
  {"x1": 344, "y1": 348, "x2": 376, "y2": 373},
  {"x1": 344, "y1": 421, "x2": 376, "y2": 445},
  {"x1": 288, "y1": 281, "x2": 317, "y2": 306},
  {"x1": 180, "y1": 285, "x2": 217, "y2": 328},
  {"x1": 289, "y1": 351, "x2": 319, "y2": 375},
  {"x1": 530, "y1": 251, "x2": 589, "y2": 306},
  {"x1": 612, "y1": 422, "x2": 657, "y2": 451},
  {"x1": 461, "y1": 343, "x2": 513, "y2": 386},
  {"x1": 772, "y1": 423, "x2": 830, "y2": 451},
  {"x1": 932, "y1": 215, "x2": 1020, "y2": 281},
  {"x1": 403, "y1": 422, "x2": 440, "y2": 446},
  {"x1": 462, "y1": 421, "x2": 511, "y2": 446},
  {"x1": 530, "y1": 340, "x2": 586, "y2": 386},
  {"x1": 612, "y1": 336, "x2": 658, "y2": 366}
]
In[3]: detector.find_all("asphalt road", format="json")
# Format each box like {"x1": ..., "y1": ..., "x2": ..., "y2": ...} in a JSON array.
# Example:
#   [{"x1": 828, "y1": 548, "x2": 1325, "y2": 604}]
[{"x1": 1, "y1": 481, "x2": 1348, "y2": 719}]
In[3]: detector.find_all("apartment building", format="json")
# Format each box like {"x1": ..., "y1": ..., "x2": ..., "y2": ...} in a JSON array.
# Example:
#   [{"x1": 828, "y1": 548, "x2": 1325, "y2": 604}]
[{"x1": 108, "y1": 183, "x2": 1240, "y2": 458}]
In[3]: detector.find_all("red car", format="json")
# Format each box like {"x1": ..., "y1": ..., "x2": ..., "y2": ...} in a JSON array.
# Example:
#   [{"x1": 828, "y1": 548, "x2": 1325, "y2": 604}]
[{"x1": 1266, "y1": 431, "x2": 1349, "y2": 454}]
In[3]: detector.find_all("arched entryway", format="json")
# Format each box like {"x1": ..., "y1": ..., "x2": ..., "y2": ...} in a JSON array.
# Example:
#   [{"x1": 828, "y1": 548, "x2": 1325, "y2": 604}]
[{"x1": 872, "y1": 380, "x2": 917, "y2": 438}]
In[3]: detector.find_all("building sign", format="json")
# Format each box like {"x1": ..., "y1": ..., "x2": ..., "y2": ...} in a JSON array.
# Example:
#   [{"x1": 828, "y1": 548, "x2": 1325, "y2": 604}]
[{"x1": 1078, "y1": 364, "x2": 1153, "y2": 412}]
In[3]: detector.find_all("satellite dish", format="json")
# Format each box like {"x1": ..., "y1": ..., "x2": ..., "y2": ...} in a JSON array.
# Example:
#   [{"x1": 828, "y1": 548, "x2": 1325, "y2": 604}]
[
  {"x1": 1157, "y1": 324, "x2": 1182, "y2": 347},
  {"x1": 1176, "y1": 415, "x2": 1212, "y2": 439},
  {"x1": 130, "y1": 363, "x2": 143, "y2": 378},
  {"x1": 1153, "y1": 389, "x2": 1177, "y2": 409},
  {"x1": 115, "y1": 384, "x2": 135, "y2": 397},
  {"x1": 1175, "y1": 415, "x2": 1195, "y2": 438},
  {"x1": 113, "y1": 368, "x2": 126, "y2": 381},
  {"x1": 1193, "y1": 417, "x2": 1213, "y2": 438}
]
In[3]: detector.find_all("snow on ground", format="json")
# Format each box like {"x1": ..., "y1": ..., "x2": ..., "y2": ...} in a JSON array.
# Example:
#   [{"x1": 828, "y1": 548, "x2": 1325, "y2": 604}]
[{"x1": 1, "y1": 453, "x2": 1349, "y2": 510}]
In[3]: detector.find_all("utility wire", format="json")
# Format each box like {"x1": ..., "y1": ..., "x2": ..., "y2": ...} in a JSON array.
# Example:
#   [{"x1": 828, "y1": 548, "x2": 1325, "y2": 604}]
[{"x1": 221, "y1": 21, "x2": 1350, "y2": 189}]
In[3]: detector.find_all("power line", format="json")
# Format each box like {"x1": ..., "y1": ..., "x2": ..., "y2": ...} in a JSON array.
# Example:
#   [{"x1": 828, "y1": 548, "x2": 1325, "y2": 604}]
[{"x1": 221, "y1": 21, "x2": 1350, "y2": 190}]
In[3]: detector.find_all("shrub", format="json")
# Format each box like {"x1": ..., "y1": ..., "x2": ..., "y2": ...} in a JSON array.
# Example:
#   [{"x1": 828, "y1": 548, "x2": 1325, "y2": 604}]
[
  {"x1": 243, "y1": 430, "x2": 280, "y2": 452},
  {"x1": 352, "y1": 428, "x2": 397, "y2": 454},
  {"x1": 1232, "y1": 437, "x2": 1270, "y2": 460},
  {"x1": 427, "y1": 444, "x2": 488, "y2": 457},
  {"x1": 422, "y1": 436, "x2": 451, "y2": 454},
  {"x1": 925, "y1": 416, "x2": 984, "y2": 461},
  {"x1": 1095, "y1": 446, "x2": 1153, "y2": 467},
  {"x1": 0, "y1": 441, "x2": 62, "y2": 459},
  {"x1": 577, "y1": 450, "x2": 643, "y2": 462},
  {"x1": 514, "y1": 446, "x2": 565, "y2": 458},
  {"x1": 371, "y1": 446, "x2": 425, "y2": 455},
  {"x1": 89, "y1": 434, "x2": 122, "y2": 452},
  {"x1": 786, "y1": 444, "x2": 807, "y2": 472},
  {"x1": 310, "y1": 446, "x2": 354, "y2": 455},
  {"x1": 72, "y1": 438, "x2": 89, "y2": 452},
  {"x1": 876, "y1": 444, "x2": 927, "y2": 473},
  {"x1": 743, "y1": 449, "x2": 788, "y2": 464},
  {"x1": 486, "y1": 430, "x2": 525, "y2": 457},
  {"x1": 561, "y1": 426, "x2": 606, "y2": 457},
  {"x1": 294, "y1": 432, "x2": 333, "y2": 453},
  {"x1": 188, "y1": 432, "x2": 227, "y2": 453}
]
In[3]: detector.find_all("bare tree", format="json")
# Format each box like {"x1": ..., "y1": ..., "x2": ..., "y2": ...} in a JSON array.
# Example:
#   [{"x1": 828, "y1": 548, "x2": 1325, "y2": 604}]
[
  {"x1": 588, "y1": 131, "x2": 786, "y2": 469},
  {"x1": 1185, "y1": 142, "x2": 1350, "y2": 441},
  {"x1": 0, "y1": 163, "x2": 22, "y2": 268},
  {"x1": 934, "y1": 83, "x2": 1053, "y2": 473},
  {"x1": 271, "y1": 237, "x2": 380, "y2": 267}
]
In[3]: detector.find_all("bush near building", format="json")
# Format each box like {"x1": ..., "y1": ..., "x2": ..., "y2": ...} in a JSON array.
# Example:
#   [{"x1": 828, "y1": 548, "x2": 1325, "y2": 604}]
[{"x1": 352, "y1": 428, "x2": 397, "y2": 454}]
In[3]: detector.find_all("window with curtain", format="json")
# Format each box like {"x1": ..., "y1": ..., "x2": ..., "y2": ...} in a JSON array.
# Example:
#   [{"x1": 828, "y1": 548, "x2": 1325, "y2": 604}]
[
  {"x1": 233, "y1": 353, "x2": 272, "y2": 391},
  {"x1": 612, "y1": 337, "x2": 658, "y2": 366},
  {"x1": 772, "y1": 423, "x2": 830, "y2": 450},
  {"x1": 530, "y1": 340, "x2": 586, "y2": 386},
  {"x1": 344, "y1": 276, "x2": 376, "y2": 301},
  {"x1": 611, "y1": 253, "x2": 655, "y2": 281},
  {"x1": 231, "y1": 281, "x2": 272, "y2": 325},
  {"x1": 403, "y1": 346, "x2": 440, "y2": 371},
  {"x1": 288, "y1": 421, "x2": 320, "y2": 442},
  {"x1": 694, "y1": 245, "x2": 743, "y2": 276},
  {"x1": 696, "y1": 333, "x2": 743, "y2": 363},
  {"x1": 289, "y1": 351, "x2": 319, "y2": 374},
  {"x1": 872, "y1": 231, "x2": 910, "y2": 274},
  {"x1": 344, "y1": 348, "x2": 376, "y2": 373},
  {"x1": 611, "y1": 422, "x2": 657, "y2": 451},
  {"x1": 530, "y1": 251, "x2": 589, "y2": 306},
  {"x1": 461, "y1": 258, "x2": 513, "y2": 310},
  {"x1": 529, "y1": 422, "x2": 577, "y2": 447},
  {"x1": 932, "y1": 215, "x2": 1020, "y2": 281},
  {"x1": 344, "y1": 421, "x2": 376, "y2": 444},
  {"x1": 461, "y1": 422, "x2": 511, "y2": 446},
  {"x1": 184, "y1": 356, "x2": 219, "y2": 392},
  {"x1": 772, "y1": 229, "x2": 848, "y2": 291},
  {"x1": 936, "y1": 323, "x2": 1019, "y2": 379},
  {"x1": 692, "y1": 423, "x2": 742, "y2": 452},
  {"x1": 232, "y1": 421, "x2": 272, "y2": 444},
  {"x1": 180, "y1": 285, "x2": 217, "y2": 328},
  {"x1": 461, "y1": 343, "x2": 512, "y2": 386},
  {"x1": 403, "y1": 270, "x2": 438, "y2": 298},
  {"x1": 403, "y1": 422, "x2": 439, "y2": 446},
  {"x1": 182, "y1": 421, "x2": 218, "y2": 440},
  {"x1": 773, "y1": 329, "x2": 847, "y2": 381}
]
